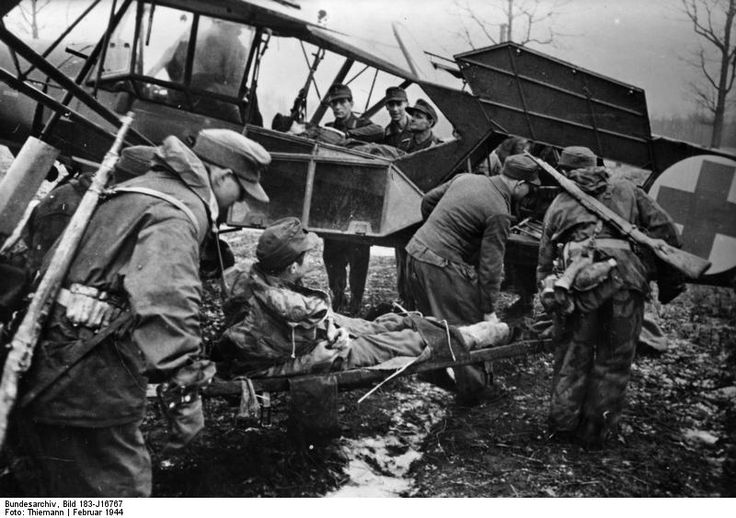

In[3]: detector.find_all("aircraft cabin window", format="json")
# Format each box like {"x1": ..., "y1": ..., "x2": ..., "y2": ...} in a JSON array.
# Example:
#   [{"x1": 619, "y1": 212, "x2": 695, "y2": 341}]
[{"x1": 138, "y1": 8, "x2": 254, "y2": 123}]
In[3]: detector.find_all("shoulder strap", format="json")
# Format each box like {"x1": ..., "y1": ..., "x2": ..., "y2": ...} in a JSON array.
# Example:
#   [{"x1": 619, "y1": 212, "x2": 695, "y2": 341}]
[{"x1": 107, "y1": 186, "x2": 201, "y2": 236}]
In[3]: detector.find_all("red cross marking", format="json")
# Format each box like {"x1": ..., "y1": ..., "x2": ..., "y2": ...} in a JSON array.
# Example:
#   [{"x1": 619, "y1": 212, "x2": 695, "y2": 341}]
[{"x1": 656, "y1": 160, "x2": 736, "y2": 259}]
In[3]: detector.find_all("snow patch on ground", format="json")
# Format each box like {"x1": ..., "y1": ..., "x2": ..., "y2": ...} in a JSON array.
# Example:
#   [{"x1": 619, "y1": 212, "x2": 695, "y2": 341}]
[{"x1": 326, "y1": 384, "x2": 450, "y2": 497}]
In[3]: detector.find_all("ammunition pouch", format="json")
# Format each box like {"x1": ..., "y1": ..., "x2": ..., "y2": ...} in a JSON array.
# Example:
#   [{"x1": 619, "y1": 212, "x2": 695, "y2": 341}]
[
  {"x1": 573, "y1": 267, "x2": 624, "y2": 313},
  {"x1": 563, "y1": 237, "x2": 630, "y2": 264},
  {"x1": 572, "y1": 258, "x2": 618, "y2": 292},
  {"x1": 56, "y1": 283, "x2": 127, "y2": 330},
  {"x1": 546, "y1": 237, "x2": 629, "y2": 315}
]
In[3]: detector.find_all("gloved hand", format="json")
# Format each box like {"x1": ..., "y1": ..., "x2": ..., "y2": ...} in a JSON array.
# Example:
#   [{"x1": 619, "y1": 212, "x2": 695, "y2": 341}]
[
  {"x1": 325, "y1": 317, "x2": 351, "y2": 350},
  {"x1": 160, "y1": 393, "x2": 204, "y2": 454},
  {"x1": 158, "y1": 360, "x2": 216, "y2": 454}
]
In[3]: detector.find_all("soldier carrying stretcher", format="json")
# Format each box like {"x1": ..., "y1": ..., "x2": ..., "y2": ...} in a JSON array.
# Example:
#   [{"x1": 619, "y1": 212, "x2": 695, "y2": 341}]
[{"x1": 8, "y1": 129, "x2": 272, "y2": 497}]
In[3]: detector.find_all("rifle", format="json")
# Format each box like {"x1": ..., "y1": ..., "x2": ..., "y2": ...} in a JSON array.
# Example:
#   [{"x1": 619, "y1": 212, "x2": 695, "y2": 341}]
[
  {"x1": 0, "y1": 113, "x2": 134, "y2": 448},
  {"x1": 524, "y1": 152, "x2": 711, "y2": 280}
]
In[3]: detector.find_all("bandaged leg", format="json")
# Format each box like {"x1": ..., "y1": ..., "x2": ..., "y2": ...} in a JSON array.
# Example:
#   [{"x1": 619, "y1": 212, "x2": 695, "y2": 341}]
[{"x1": 458, "y1": 321, "x2": 511, "y2": 349}]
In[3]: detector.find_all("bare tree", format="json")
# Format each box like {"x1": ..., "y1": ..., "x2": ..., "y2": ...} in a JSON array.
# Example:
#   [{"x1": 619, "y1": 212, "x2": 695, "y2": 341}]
[
  {"x1": 682, "y1": 0, "x2": 736, "y2": 148},
  {"x1": 453, "y1": 0, "x2": 569, "y2": 49},
  {"x1": 9, "y1": 0, "x2": 53, "y2": 39}
]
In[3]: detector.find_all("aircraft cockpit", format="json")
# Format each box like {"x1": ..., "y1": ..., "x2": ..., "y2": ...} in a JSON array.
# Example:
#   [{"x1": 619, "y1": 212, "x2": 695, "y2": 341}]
[
  {"x1": 0, "y1": 0, "x2": 492, "y2": 244},
  {"x1": 87, "y1": 3, "x2": 263, "y2": 130}
]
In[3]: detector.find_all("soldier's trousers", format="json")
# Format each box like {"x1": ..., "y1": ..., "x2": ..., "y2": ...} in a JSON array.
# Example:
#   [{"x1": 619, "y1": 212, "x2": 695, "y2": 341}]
[
  {"x1": 549, "y1": 288, "x2": 644, "y2": 444},
  {"x1": 394, "y1": 246, "x2": 412, "y2": 309},
  {"x1": 322, "y1": 239, "x2": 370, "y2": 313},
  {"x1": 10, "y1": 413, "x2": 151, "y2": 496},
  {"x1": 405, "y1": 254, "x2": 492, "y2": 398}
]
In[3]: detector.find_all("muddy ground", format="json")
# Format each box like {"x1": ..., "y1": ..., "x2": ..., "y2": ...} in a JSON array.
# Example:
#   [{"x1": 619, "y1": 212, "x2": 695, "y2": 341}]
[{"x1": 141, "y1": 230, "x2": 735, "y2": 498}]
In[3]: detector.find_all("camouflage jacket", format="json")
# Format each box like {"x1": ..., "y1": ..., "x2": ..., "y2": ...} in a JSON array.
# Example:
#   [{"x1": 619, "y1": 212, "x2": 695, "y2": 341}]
[
  {"x1": 537, "y1": 166, "x2": 682, "y2": 293},
  {"x1": 216, "y1": 264, "x2": 333, "y2": 374},
  {"x1": 21, "y1": 136, "x2": 217, "y2": 426}
]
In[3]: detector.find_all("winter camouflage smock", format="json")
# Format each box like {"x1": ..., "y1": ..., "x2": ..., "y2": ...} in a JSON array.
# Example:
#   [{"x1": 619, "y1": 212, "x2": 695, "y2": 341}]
[
  {"x1": 21, "y1": 136, "x2": 217, "y2": 427},
  {"x1": 537, "y1": 166, "x2": 682, "y2": 293}
]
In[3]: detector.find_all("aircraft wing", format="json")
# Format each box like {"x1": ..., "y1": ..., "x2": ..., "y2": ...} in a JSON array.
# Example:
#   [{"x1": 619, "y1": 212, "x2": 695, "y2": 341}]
[
  {"x1": 146, "y1": 1, "x2": 460, "y2": 85},
  {"x1": 0, "y1": 1, "x2": 22, "y2": 18},
  {"x1": 305, "y1": 25, "x2": 416, "y2": 80}
]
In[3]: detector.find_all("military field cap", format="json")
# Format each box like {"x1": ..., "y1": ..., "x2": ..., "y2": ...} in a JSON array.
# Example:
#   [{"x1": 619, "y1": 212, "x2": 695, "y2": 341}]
[
  {"x1": 256, "y1": 217, "x2": 319, "y2": 272},
  {"x1": 193, "y1": 128, "x2": 271, "y2": 203},
  {"x1": 501, "y1": 154, "x2": 540, "y2": 184},
  {"x1": 115, "y1": 145, "x2": 156, "y2": 182},
  {"x1": 558, "y1": 146, "x2": 597, "y2": 170},
  {"x1": 325, "y1": 83, "x2": 352, "y2": 103},
  {"x1": 385, "y1": 86, "x2": 408, "y2": 103},
  {"x1": 406, "y1": 99, "x2": 438, "y2": 126}
]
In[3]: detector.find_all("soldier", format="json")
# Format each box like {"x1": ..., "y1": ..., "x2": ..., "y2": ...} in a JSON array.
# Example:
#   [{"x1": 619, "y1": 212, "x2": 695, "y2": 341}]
[
  {"x1": 145, "y1": 19, "x2": 254, "y2": 123},
  {"x1": 321, "y1": 83, "x2": 382, "y2": 314},
  {"x1": 401, "y1": 99, "x2": 441, "y2": 154},
  {"x1": 11, "y1": 129, "x2": 271, "y2": 496},
  {"x1": 324, "y1": 83, "x2": 384, "y2": 143},
  {"x1": 380, "y1": 86, "x2": 413, "y2": 306},
  {"x1": 405, "y1": 154, "x2": 541, "y2": 405},
  {"x1": 537, "y1": 146, "x2": 682, "y2": 449},
  {"x1": 150, "y1": 18, "x2": 247, "y2": 95},
  {"x1": 214, "y1": 218, "x2": 511, "y2": 377},
  {"x1": 381, "y1": 86, "x2": 412, "y2": 150}
]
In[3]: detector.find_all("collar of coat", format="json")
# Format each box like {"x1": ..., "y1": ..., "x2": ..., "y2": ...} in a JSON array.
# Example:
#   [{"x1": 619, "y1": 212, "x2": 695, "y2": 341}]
[
  {"x1": 487, "y1": 174, "x2": 513, "y2": 211},
  {"x1": 152, "y1": 136, "x2": 220, "y2": 224}
]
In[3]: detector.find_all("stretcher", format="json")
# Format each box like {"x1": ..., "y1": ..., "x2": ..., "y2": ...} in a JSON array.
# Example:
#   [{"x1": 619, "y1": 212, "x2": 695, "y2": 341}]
[
  {"x1": 205, "y1": 338, "x2": 553, "y2": 396},
  {"x1": 200, "y1": 338, "x2": 554, "y2": 435}
]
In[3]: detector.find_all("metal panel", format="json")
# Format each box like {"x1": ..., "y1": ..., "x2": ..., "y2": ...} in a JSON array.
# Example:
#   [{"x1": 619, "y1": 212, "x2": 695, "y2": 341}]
[
  {"x1": 227, "y1": 152, "x2": 423, "y2": 240},
  {"x1": 456, "y1": 42, "x2": 653, "y2": 168}
]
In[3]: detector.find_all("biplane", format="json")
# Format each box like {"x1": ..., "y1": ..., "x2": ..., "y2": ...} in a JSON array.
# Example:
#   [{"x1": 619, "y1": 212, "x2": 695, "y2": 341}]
[
  {"x1": 0, "y1": 0, "x2": 734, "y2": 438},
  {"x1": 1, "y1": 0, "x2": 734, "y2": 287}
]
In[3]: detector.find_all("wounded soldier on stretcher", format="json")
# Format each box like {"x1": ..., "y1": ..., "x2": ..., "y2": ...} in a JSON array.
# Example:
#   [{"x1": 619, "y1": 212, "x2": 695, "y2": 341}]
[{"x1": 212, "y1": 218, "x2": 511, "y2": 378}]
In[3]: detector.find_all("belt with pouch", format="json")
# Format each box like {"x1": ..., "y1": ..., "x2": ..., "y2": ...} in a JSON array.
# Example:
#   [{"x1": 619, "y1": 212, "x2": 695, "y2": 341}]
[
  {"x1": 565, "y1": 237, "x2": 631, "y2": 254},
  {"x1": 56, "y1": 283, "x2": 127, "y2": 330}
]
